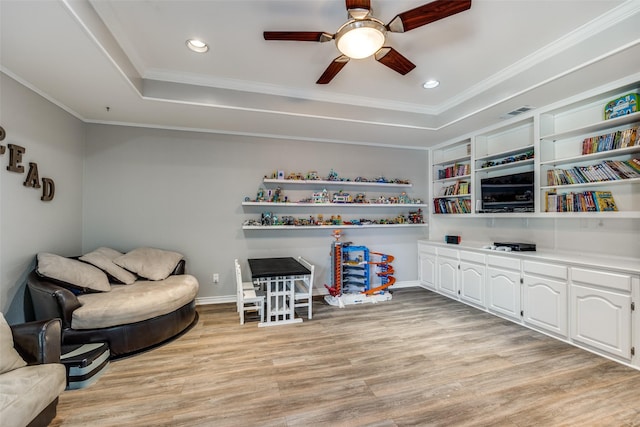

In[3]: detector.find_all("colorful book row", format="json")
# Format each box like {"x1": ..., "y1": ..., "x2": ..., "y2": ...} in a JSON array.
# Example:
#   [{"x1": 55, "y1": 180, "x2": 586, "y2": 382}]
[
  {"x1": 433, "y1": 197, "x2": 472, "y2": 214},
  {"x1": 581, "y1": 126, "x2": 639, "y2": 155},
  {"x1": 547, "y1": 159, "x2": 640, "y2": 186},
  {"x1": 544, "y1": 190, "x2": 617, "y2": 212},
  {"x1": 437, "y1": 163, "x2": 470, "y2": 180},
  {"x1": 440, "y1": 181, "x2": 470, "y2": 196}
]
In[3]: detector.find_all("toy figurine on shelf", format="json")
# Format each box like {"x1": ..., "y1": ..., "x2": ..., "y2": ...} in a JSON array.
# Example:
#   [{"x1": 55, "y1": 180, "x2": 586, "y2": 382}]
[
  {"x1": 261, "y1": 212, "x2": 273, "y2": 226},
  {"x1": 270, "y1": 187, "x2": 283, "y2": 202},
  {"x1": 306, "y1": 171, "x2": 319, "y2": 180},
  {"x1": 256, "y1": 188, "x2": 266, "y2": 202},
  {"x1": 408, "y1": 209, "x2": 424, "y2": 224},
  {"x1": 286, "y1": 172, "x2": 304, "y2": 180},
  {"x1": 398, "y1": 192, "x2": 411, "y2": 204},
  {"x1": 312, "y1": 188, "x2": 330, "y2": 203},
  {"x1": 353, "y1": 193, "x2": 368, "y2": 203},
  {"x1": 332, "y1": 190, "x2": 352, "y2": 203},
  {"x1": 327, "y1": 169, "x2": 339, "y2": 181}
]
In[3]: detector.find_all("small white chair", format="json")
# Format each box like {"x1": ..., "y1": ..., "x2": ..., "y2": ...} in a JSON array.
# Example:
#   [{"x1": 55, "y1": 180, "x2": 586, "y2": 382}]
[
  {"x1": 294, "y1": 256, "x2": 315, "y2": 319},
  {"x1": 238, "y1": 262, "x2": 258, "y2": 291},
  {"x1": 235, "y1": 259, "x2": 265, "y2": 325}
]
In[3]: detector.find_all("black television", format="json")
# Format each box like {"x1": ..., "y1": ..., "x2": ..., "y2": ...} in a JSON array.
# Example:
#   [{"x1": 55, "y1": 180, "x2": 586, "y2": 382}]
[{"x1": 480, "y1": 171, "x2": 534, "y2": 213}]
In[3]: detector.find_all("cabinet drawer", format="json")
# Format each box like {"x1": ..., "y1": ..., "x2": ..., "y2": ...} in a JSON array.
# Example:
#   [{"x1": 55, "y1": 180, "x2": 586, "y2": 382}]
[
  {"x1": 571, "y1": 268, "x2": 631, "y2": 292},
  {"x1": 460, "y1": 250, "x2": 485, "y2": 264},
  {"x1": 437, "y1": 247, "x2": 459, "y2": 259},
  {"x1": 418, "y1": 243, "x2": 436, "y2": 255},
  {"x1": 487, "y1": 255, "x2": 520, "y2": 271},
  {"x1": 523, "y1": 260, "x2": 567, "y2": 280}
]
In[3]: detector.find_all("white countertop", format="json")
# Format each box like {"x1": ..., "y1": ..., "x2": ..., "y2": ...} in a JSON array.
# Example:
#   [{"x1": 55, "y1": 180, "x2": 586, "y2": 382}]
[{"x1": 418, "y1": 239, "x2": 640, "y2": 275}]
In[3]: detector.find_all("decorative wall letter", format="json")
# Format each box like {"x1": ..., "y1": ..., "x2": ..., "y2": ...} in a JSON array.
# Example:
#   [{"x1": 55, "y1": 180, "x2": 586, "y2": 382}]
[
  {"x1": 0, "y1": 125, "x2": 5, "y2": 155},
  {"x1": 41, "y1": 177, "x2": 55, "y2": 201},
  {"x1": 24, "y1": 162, "x2": 41, "y2": 189},
  {"x1": 0, "y1": 125, "x2": 56, "y2": 201},
  {"x1": 7, "y1": 144, "x2": 26, "y2": 173}
]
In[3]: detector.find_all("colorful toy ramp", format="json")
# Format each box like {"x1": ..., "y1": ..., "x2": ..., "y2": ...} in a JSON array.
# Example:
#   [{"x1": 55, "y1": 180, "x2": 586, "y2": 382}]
[{"x1": 325, "y1": 233, "x2": 394, "y2": 307}]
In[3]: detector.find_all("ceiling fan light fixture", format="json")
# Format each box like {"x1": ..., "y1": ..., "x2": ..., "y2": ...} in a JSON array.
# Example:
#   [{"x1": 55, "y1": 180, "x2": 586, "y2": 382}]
[
  {"x1": 423, "y1": 79, "x2": 440, "y2": 89},
  {"x1": 335, "y1": 19, "x2": 386, "y2": 59},
  {"x1": 186, "y1": 39, "x2": 209, "y2": 53}
]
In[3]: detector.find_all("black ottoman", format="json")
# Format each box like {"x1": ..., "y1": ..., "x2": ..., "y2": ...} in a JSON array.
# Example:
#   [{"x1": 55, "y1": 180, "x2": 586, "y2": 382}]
[{"x1": 61, "y1": 343, "x2": 110, "y2": 390}]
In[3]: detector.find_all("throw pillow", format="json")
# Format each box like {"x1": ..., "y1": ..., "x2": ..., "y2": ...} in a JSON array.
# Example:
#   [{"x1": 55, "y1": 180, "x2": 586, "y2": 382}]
[
  {"x1": 37, "y1": 252, "x2": 111, "y2": 293},
  {"x1": 80, "y1": 247, "x2": 137, "y2": 285},
  {"x1": 0, "y1": 313, "x2": 27, "y2": 374},
  {"x1": 114, "y1": 247, "x2": 183, "y2": 281}
]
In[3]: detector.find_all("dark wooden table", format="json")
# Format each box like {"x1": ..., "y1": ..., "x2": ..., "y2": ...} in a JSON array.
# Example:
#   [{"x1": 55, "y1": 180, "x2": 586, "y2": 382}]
[{"x1": 248, "y1": 257, "x2": 310, "y2": 326}]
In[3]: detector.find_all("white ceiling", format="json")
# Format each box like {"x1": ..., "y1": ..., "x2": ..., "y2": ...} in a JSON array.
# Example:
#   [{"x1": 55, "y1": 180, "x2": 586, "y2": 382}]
[{"x1": 1, "y1": 0, "x2": 639, "y2": 149}]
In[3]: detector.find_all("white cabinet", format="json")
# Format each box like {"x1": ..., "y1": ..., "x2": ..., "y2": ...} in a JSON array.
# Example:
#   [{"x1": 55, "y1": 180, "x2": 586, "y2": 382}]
[
  {"x1": 459, "y1": 251, "x2": 485, "y2": 308},
  {"x1": 436, "y1": 247, "x2": 459, "y2": 298},
  {"x1": 418, "y1": 244, "x2": 437, "y2": 290},
  {"x1": 486, "y1": 255, "x2": 521, "y2": 322},
  {"x1": 570, "y1": 267, "x2": 633, "y2": 360},
  {"x1": 417, "y1": 241, "x2": 639, "y2": 370},
  {"x1": 522, "y1": 260, "x2": 568, "y2": 337}
]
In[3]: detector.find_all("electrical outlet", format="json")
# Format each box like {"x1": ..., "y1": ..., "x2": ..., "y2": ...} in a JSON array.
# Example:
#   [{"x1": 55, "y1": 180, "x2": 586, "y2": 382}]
[{"x1": 213, "y1": 273, "x2": 219, "y2": 284}]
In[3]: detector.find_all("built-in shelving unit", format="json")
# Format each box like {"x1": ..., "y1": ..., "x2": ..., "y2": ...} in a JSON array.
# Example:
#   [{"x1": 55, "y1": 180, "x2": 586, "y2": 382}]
[
  {"x1": 431, "y1": 139, "x2": 472, "y2": 214},
  {"x1": 539, "y1": 84, "x2": 639, "y2": 216},
  {"x1": 429, "y1": 78, "x2": 639, "y2": 218},
  {"x1": 473, "y1": 118, "x2": 536, "y2": 215}
]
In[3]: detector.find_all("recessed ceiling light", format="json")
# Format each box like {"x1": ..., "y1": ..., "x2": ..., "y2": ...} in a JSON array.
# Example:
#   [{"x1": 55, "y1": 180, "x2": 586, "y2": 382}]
[
  {"x1": 423, "y1": 80, "x2": 440, "y2": 89},
  {"x1": 186, "y1": 39, "x2": 209, "y2": 53}
]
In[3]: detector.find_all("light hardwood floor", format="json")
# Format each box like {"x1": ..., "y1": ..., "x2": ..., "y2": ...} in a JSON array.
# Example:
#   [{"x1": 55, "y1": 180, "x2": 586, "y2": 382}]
[{"x1": 51, "y1": 288, "x2": 640, "y2": 426}]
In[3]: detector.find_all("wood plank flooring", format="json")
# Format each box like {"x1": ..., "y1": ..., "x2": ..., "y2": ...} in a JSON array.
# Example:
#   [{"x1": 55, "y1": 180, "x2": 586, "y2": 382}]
[{"x1": 50, "y1": 288, "x2": 640, "y2": 426}]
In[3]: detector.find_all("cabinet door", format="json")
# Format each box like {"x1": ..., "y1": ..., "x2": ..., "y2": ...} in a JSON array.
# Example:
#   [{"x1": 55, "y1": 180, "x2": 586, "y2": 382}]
[
  {"x1": 570, "y1": 284, "x2": 632, "y2": 360},
  {"x1": 419, "y1": 252, "x2": 436, "y2": 290},
  {"x1": 437, "y1": 256, "x2": 458, "y2": 298},
  {"x1": 487, "y1": 267, "x2": 521, "y2": 321},
  {"x1": 459, "y1": 261, "x2": 485, "y2": 308},
  {"x1": 523, "y1": 274, "x2": 567, "y2": 337}
]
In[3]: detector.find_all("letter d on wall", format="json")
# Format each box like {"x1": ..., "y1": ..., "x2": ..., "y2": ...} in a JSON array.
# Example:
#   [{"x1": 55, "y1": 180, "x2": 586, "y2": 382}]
[{"x1": 41, "y1": 177, "x2": 55, "y2": 201}]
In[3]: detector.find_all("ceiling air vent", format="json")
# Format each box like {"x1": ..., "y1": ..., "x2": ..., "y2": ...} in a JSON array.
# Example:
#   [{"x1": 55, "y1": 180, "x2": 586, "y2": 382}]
[{"x1": 500, "y1": 105, "x2": 535, "y2": 120}]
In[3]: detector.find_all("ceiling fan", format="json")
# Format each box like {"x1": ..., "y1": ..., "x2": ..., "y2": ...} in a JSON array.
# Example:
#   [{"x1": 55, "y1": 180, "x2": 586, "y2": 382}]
[{"x1": 263, "y1": 0, "x2": 472, "y2": 84}]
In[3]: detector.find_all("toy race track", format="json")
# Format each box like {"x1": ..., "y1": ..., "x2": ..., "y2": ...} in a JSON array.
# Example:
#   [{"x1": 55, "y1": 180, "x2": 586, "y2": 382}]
[{"x1": 325, "y1": 232, "x2": 394, "y2": 306}]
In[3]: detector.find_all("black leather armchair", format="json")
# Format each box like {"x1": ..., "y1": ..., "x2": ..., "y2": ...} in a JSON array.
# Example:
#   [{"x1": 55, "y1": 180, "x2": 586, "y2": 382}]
[{"x1": 8, "y1": 318, "x2": 65, "y2": 427}]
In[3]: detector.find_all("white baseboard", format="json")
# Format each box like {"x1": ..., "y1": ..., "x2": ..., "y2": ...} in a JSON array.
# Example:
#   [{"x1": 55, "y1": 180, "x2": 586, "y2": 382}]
[{"x1": 195, "y1": 280, "x2": 420, "y2": 305}]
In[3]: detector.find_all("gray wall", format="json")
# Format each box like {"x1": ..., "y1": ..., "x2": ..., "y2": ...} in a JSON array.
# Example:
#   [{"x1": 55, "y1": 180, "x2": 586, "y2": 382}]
[
  {"x1": 0, "y1": 73, "x2": 84, "y2": 322},
  {"x1": 82, "y1": 125, "x2": 430, "y2": 301},
  {"x1": 429, "y1": 216, "x2": 640, "y2": 258}
]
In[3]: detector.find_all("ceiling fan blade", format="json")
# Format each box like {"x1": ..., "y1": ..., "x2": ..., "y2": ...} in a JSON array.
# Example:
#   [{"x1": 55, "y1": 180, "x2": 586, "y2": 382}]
[
  {"x1": 346, "y1": 0, "x2": 371, "y2": 20},
  {"x1": 263, "y1": 31, "x2": 333, "y2": 42},
  {"x1": 316, "y1": 56, "x2": 350, "y2": 84},
  {"x1": 374, "y1": 47, "x2": 416, "y2": 75},
  {"x1": 387, "y1": 0, "x2": 471, "y2": 33}
]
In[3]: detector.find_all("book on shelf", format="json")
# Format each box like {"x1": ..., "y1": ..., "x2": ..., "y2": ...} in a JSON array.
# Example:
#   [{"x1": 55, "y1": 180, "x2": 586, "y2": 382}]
[
  {"x1": 547, "y1": 159, "x2": 640, "y2": 185},
  {"x1": 581, "y1": 126, "x2": 639, "y2": 155},
  {"x1": 595, "y1": 191, "x2": 618, "y2": 211},
  {"x1": 439, "y1": 163, "x2": 470, "y2": 179},
  {"x1": 544, "y1": 190, "x2": 617, "y2": 212},
  {"x1": 439, "y1": 180, "x2": 470, "y2": 196},
  {"x1": 433, "y1": 197, "x2": 471, "y2": 214}
]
